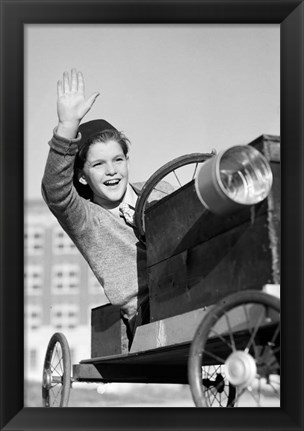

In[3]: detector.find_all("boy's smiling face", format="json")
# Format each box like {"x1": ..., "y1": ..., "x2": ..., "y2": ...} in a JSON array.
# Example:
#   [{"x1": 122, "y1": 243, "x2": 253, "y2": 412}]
[{"x1": 79, "y1": 139, "x2": 129, "y2": 209}]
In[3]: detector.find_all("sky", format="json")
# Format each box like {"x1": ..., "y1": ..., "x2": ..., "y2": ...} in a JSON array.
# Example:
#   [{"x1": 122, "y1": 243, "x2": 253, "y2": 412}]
[{"x1": 24, "y1": 24, "x2": 280, "y2": 201}]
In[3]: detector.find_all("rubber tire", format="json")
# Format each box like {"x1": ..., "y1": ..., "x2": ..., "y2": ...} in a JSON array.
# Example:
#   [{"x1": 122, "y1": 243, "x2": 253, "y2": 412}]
[
  {"x1": 42, "y1": 332, "x2": 71, "y2": 407},
  {"x1": 134, "y1": 152, "x2": 213, "y2": 239},
  {"x1": 188, "y1": 290, "x2": 280, "y2": 407}
]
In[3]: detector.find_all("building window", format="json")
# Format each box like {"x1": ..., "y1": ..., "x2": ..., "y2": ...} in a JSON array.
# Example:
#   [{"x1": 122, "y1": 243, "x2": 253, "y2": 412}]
[
  {"x1": 25, "y1": 265, "x2": 43, "y2": 295},
  {"x1": 52, "y1": 264, "x2": 80, "y2": 294},
  {"x1": 29, "y1": 349, "x2": 37, "y2": 369},
  {"x1": 25, "y1": 305, "x2": 42, "y2": 330},
  {"x1": 51, "y1": 304, "x2": 79, "y2": 330},
  {"x1": 24, "y1": 226, "x2": 44, "y2": 255},
  {"x1": 53, "y1": 226, "x2": 77, "y2": 254}
]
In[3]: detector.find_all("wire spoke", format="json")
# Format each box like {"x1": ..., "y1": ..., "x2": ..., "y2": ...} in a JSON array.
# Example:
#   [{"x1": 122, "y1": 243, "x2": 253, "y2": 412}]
[
  {"x1": 54, "y1": 343, "x2": 61, "y2": 366},
  {"x1": 272, "y1": 345, "x2": 280, "y2": 355},
  {"x1": 270, "y1": 323, "x2": 280, "y2": 345},
  {"x1": 191, "y1": 162, "x2": 199, "y2": 180},
  {"x1": 202, "y1": 349, "x2": 226, "y2": 365},
  {"x1": 173, "y1": 170, "x2": 182, "y2": 187},
  {"x1": 51, "y1": 385, "x2": 62, "y2": 406},
  {"x1": 153, "y1": 187, "x2": 170, "y2": 195},
  {"x1": 224, "y1": 386, "x2": 229, "y2": 398},
  {"x1": 209, "y1": 327, "x2": 234, "y2": 351},
  {"x1": 205, "y1": 365, "x2": 219, "y2": 381},
  {"x1": 52, "y1": 346, "x2": 63, "y2": 374},
  {"x1": 243, "y1": 305, "x2": 260, "y2": 356},
  {"x1": 210, "y1": 389, "x2": 218, "y2": 406},
  {"x1": 215, "y1": 392, "x2": 222, "y2": 406},
  {"x1": 57, "y1": 349, "x2": 64, "y2": 374},
  {"x1": 224, "y1": 311, "x2": 236, "y2": 351},
  {"x1": 244, "y1": 307, "x2": 265, "y2": 353},
  {"x1": 233, "y1": 387, "x2": 246, "y2": 406},
  {"x1": 267, "y1": 378, "x2": 280, "y2": 397},
  {"x1": 50, "y1": 365, "x2": 62, "y2": 377},
  {"x1": 247, "y1": 386, "x2": 261, "y2": 407},
  {"x1": 51, "y1": 358, "x2": 63, "y2": 376}
]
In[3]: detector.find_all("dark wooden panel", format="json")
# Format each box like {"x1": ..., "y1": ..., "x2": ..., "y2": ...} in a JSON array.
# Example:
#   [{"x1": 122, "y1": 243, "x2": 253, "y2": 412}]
[
  {"x1": 79, "y1": 341, "x2": 191, "y2": 383},
  {"x1": 149, "y1": 213, "x2": 274, "y2": 321},
  {"x1": 73, "y1": 363, "x2": 189, "y2": 384},
  {"x1": 145, "y1": 136, "x2": 280, "y2": 321},
  {"x1": 249, "y1": 135, "x2": 281, "y2": 284},
  {"x1": 249, "y1": 134, "x2": 280, "y2": 162},
  {"x1": 145, "y1": 181, "x2": 265, "y2": 267},
  {"x1": 145, "y1": 135, "x2": 280, "y2": 269},
  {"x1": 91, "y1": 304, "x2": 129, "y2": 358}
]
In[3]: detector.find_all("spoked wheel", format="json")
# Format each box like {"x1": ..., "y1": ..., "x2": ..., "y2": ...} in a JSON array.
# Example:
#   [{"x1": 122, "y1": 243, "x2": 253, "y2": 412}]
[
  {"x1": 42, "y1": 332, "x2": 71, "y2": 407},
  {"x1": 202, "y1": 365, "x2": 236, "y2": 407},
  {"x1": 134, "y1": 152, "x2": 214, "y2": 240},
  {"x1": 188, "y1": 290, "x2": 280, "y2": 407}
]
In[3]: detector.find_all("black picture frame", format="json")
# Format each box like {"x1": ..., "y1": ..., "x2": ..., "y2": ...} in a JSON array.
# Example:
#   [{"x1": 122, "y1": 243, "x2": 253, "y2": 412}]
[{"x1": 0, "y1": 1, "x2": 303, "y2": 430}]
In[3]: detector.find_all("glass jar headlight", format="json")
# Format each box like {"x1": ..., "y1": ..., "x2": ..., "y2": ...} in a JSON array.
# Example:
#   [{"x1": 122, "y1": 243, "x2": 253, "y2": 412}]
[{"x1": 195, "y1": 145, "x2": 273, "y2": 215}]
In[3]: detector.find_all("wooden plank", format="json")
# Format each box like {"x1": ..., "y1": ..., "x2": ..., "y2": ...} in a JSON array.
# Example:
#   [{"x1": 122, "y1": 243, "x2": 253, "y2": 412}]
[
  {"x1": 82, "y1": 342, "x2": 190, "y2": 366},
  {"x1": 77, "y1": 342, "x2": 192, "y2": 383},
  {"x1": 91, "y1": 304, "x2": 129, "y2": 358},
  {"x1": 130, "y1": 307, "x2": 211, "y2": 353},
  {"x1": 73, "y1": 362, "x2": 189, "y2": 384},
  {"x1": 130, "y1": 299, "x2": 277, "y2": 353},
  {"x1": 131, "y1": 284, "x2": 280, "y2": 353}
]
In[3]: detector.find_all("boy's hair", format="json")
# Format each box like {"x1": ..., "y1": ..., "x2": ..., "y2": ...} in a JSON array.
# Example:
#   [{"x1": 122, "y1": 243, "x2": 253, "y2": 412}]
[
  {"x1": 76, "y1": 129, "x2": 130, "y2": 169},
  {"x1": 73, "y1": 128, "x2": 130, "y2": 199}
]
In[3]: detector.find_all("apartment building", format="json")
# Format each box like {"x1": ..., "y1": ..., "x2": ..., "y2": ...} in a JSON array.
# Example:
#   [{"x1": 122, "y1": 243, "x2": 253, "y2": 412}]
[{"x1": 24, "y1": 199, "x2": 108, "y2": 381}]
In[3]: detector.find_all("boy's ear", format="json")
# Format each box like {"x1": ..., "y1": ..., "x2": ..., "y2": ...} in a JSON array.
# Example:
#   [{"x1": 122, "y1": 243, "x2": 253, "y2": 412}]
[{"x1": 77, "y1": 170, "x2": 88, "y2": 185}]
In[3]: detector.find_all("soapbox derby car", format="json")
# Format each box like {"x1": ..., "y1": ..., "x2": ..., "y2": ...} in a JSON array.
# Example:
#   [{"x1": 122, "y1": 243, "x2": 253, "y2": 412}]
[{"x1": 42, "y1": 134, "x2": 280, "y2": 407}]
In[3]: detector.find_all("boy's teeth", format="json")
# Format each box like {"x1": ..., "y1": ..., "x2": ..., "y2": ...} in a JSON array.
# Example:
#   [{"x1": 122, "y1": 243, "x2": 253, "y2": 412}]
[{"x1": 105, "y1": 179, "x2": 119, "y2": 185}]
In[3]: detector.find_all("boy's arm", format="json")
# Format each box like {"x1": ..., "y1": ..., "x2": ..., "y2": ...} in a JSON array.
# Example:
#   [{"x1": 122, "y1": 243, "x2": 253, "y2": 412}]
[
  {"x1": 41, "y1": 129, "x2": 87, "y2": 231},
  {"x1": 41, "y1": 69, "x2": 99, "y2": 231}
]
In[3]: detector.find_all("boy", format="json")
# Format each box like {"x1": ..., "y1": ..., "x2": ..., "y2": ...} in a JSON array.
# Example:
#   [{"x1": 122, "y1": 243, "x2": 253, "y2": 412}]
[{"x1": 42, "y1": 69, "x2": 152, "y2": 344}]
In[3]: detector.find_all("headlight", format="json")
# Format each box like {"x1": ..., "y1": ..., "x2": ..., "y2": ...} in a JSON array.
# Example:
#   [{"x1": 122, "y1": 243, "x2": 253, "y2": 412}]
[{"x1": 194, "y1": 145, "x2": 273, "y2": 215}]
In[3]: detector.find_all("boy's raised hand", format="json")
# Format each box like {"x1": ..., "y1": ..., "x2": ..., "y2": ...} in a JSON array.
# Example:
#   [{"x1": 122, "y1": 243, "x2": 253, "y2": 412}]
[{"x1": 56, "y1": 69, "x2": 100, "y2": 139}]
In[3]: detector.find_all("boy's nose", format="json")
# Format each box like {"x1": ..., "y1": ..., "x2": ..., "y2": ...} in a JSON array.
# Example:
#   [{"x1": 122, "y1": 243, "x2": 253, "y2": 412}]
[{"x1": 106, "y1": 162, "x2": 117, "y2": 175}]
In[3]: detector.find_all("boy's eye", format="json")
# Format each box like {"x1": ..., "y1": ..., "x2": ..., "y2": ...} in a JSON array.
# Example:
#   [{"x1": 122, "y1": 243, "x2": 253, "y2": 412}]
[
  {"x1": 115, "y1": 156, "x2": 126, "y2": 163},
  {"x1": 92, "y1": 162, "x2": 104, "y2": 167}
]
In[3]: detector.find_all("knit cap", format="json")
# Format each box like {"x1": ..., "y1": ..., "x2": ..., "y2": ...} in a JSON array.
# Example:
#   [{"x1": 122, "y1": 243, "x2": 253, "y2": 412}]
[{"x1": 78, "y1": 119, "x2": 117, "y2": 147}]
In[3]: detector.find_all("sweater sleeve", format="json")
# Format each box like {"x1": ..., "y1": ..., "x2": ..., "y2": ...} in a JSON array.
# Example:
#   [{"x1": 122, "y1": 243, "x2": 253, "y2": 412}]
[{"x1": 41, "y1": 128, "x2": 89, "y2": 233}]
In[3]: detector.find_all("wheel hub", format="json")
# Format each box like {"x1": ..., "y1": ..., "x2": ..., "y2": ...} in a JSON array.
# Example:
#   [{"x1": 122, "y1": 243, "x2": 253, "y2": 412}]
[
  {"x1": 224, "y1": 351, "x2": 257, "y2": 388},
  {"x1": 42, "y1": 369, "x2": 52, "y2": 390}
]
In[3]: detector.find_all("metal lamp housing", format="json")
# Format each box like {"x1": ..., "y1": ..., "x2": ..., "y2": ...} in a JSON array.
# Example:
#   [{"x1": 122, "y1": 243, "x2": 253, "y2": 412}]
[{"x1": 194, "y1": 145, "x2": 273, "y2": 215}]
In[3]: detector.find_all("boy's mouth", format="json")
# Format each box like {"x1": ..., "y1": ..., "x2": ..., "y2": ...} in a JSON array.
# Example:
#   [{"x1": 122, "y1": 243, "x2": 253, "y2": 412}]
[{"x1": 104, "y1": 179, "x2": 121, "y2": 187}]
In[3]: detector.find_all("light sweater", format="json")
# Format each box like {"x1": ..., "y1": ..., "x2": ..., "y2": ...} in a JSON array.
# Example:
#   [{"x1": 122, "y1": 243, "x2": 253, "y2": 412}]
[{"x1": 41, "y1": 129, "x2": 148, "y2": 320}]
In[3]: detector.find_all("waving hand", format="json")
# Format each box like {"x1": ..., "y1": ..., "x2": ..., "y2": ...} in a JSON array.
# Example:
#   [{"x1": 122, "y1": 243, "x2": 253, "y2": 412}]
[{"x1": 56, "y1": 69, "x2": 100, "y2": 139}]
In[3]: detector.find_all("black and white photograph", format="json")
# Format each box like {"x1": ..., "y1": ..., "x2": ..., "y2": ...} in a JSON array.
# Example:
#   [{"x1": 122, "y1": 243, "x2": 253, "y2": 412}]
[
  {"x1": 1, "y1": 1, "x2": 303, "y2": 430},
  {"x1": 24, "y1": 23, "x2": 280, "y2": 407}
]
